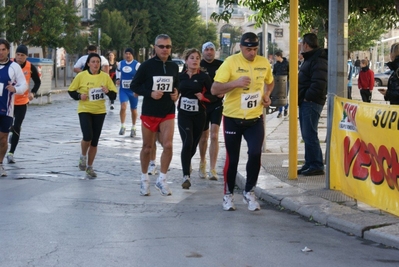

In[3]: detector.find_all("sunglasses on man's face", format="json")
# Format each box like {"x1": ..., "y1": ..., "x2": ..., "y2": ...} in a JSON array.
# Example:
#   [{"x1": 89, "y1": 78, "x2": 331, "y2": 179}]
[{"x1": 156, "y1": 45, "x2": 172, "y2": 49}]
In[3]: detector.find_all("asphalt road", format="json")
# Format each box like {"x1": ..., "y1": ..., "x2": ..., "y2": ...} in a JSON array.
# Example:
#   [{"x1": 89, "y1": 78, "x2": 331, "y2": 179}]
[{"x1": 0, "y1": 93, "x2": 398, "y2": 267}]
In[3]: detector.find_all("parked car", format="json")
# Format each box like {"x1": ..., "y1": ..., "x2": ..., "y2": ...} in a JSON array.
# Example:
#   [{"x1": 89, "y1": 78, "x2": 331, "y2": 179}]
[
  {"x1": 374, "y1": 70, "x2": 393, "y2": 87},
  {"x1": 172, "y1": 58, "x2": 185, "y2": 73},
  {"x1": 374, "y1": 62, "x2": 390, "y2": 73}
]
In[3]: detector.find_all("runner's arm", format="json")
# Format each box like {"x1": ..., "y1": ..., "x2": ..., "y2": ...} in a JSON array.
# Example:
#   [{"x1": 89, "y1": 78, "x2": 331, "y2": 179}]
[
  {"x1": 211, "y1": 76, "x2": 251, "y2": 95},
  {"x1": 130, "y1": 63, "x2": 152, "y2": 98},
  {"x1": 30, "y1": 64, "x2": 41, "y2": 94}
]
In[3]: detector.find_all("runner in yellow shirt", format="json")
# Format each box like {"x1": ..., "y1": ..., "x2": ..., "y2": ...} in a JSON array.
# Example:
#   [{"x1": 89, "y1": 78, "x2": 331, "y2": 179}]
[
  {"x1": 68, "y1": 53, "x2": 117, "y2": 178},
  {"x1": 211, "y1": 32, "x2": 274, "y2": 211}
]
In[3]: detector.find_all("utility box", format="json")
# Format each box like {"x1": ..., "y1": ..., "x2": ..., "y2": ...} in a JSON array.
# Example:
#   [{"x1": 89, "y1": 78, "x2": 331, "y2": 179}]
[
  {"x1": 270, "y1": 75, "x2": 288, "y2": 107},
  {"x1": 27, "y1": 58, "x2": 53, "y2": 104}
]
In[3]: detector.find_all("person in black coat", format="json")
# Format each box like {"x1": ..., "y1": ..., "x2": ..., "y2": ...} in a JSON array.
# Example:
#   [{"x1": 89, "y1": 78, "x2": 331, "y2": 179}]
[
  {"x1": 297, "y1": 33, "x2": 328, "y2": 176},
  {"x1": 273, "y1": 51, "x2": 289, "y2": 118},
  {"x1": 378, "y1": 43, "x2": 399, "y2": 105}
]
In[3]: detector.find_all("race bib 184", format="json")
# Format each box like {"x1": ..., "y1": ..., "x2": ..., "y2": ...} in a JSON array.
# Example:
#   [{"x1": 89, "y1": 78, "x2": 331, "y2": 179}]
[
  {"x1": 152, "y1": 76, "x2": 173, "y2": 92},
  {"x1": 89, "y1": 87, "x2": 105, "y2": 101}
]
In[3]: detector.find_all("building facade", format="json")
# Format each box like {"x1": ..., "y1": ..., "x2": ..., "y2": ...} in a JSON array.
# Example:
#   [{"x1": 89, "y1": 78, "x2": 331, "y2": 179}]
[
  {"x1": 198, "y1": 0, "x2": 291, "y2": 62},
  {"x1": 75, "y1": 0, "x2": 101, "y2": 23}
]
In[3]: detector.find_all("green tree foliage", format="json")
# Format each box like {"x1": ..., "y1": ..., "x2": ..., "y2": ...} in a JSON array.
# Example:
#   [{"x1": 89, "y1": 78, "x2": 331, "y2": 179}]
[
  {"x1": 348, "y1": 12, "x2": 387, "y2": 52},
  {"x1": 0, "y1": 0, "x2": 81, "y2": 57},
  {"x1": 92, "y1": 8, "x2": 149, "y2": 57},
  {"x1": 197, "y1": 22, "x2": 218, "y2": 46},
  {"x1": 213, "y1": 0, "x2": 394, "y2": 53},
  {"x1": 93, "y1": 0, "x2": 218, "y2": 55},
  {"x1": 212, "y1": 0, "x2": 399, "y2": 30},
  {"x1": 0, "y1": 5, "x2": 10, "y2": 37},
  {"x1": 94, "y1": 10, "x2": 132, "y2": 52},
  {"x1": 68, "y1": 33, "x2": 90, "y2": 55},
  {"x1": 88, "y1": 27, "x2": 112, "y2": 53}
]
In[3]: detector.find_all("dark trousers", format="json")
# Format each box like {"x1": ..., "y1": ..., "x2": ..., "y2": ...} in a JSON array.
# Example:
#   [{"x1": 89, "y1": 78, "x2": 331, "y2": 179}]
[
  {"x1": 299, "y1": 101, "x2": 324, "y2": 171},
  {"x1": 278, "y1": 82, "x2": 289, "y2": 113},
  {"x1": 9, "y1": 104, "x2": 28, "y2": 154},
  {"x1": 178, "y1": 111, "x2": 206, "y2": 176},
  {"x1": 360, "y1": 89, "x2": 372, "y2": 103},
  {"x1": 223, "y1": 116, "x2": 264, "y2": 194},
  {"x1": 78, "y1": 113, "x2": 106, "y2": 147},
  {"x1": 347, "y1": 86, "x2": 352, "y2": 99}
]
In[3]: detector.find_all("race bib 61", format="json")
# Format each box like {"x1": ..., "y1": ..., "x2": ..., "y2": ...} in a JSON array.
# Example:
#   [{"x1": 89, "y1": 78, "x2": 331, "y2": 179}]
[{"x1": 241, "y1": 92, "x2": 261, "y2": 109}]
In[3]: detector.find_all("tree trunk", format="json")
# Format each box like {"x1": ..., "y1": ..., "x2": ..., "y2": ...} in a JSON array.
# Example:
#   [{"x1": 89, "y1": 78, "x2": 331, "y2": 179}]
[{"x1": 42, "y1": 47, "x2": 47, "y2": 58}]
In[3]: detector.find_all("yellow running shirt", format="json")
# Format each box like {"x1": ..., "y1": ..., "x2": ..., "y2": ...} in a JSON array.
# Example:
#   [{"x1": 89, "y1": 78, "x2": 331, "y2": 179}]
[
  {"x1": 68, "y1": 71, "x2": 117, "y2": 114},
  {"x1": 214, "y1": 52, "x2": 273, "y2": 119}
]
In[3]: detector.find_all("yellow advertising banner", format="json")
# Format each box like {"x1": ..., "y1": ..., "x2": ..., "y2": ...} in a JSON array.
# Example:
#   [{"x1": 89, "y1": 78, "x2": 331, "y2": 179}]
[{"x1": 330, "y1": 96, "x2": 399, "y2": 216}]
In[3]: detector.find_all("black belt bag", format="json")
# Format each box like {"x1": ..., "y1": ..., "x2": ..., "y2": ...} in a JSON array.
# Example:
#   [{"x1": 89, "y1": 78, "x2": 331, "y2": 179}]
[{"x1": 233, "y1": 117, "x2": 261, "y2": 127}]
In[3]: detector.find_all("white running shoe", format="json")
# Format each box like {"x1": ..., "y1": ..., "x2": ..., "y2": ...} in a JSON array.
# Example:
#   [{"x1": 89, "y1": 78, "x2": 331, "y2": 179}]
[
  {"x1": 223, "y1": 194, "x2": 236, "y2": 211},
  {"x1": 140, "y1": 180, "x2": 150, "y2": 196},
  {"x1": 155, "y1": 180, "x2": 172, "y2": 196},
  {"x1": 148, "y1": 163, "x2": 157, "y2": 175},
  {"x1": 199, "y1": 161, "x2": 208, "y2": 179},
  {"x1": 181, "y1": 176, "x2": 191, "y2": 189},
  {"x1": 7, "y1": 153, "x2": 15, "y2": 164},
  {"x1": 0, "y1": 165, "x2": 7, "y2": 177},
  {"x1": 243, "y1": 191, "x2": 260, "y2": 211}
]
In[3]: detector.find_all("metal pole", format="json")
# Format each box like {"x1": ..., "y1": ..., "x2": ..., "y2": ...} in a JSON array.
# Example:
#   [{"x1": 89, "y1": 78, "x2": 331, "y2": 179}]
[
  {"x1": 381, "y1": 41, "x2": 384, "y2": 72},
  {"x1": 262, "y1": 22, "x2": 268, "y2": 152},
  {"x1": 98, "y1": 28, "x2": 101, "y2": 55},
  {"x1": 288, "y1": 0, "x2": 298, "y2": 179},
  {"x1": 326, "y1": 0, "x2": 348, "y2": 188},
  {"x1": 54, "y1": 48, "x2": 58, "y2": 88}
]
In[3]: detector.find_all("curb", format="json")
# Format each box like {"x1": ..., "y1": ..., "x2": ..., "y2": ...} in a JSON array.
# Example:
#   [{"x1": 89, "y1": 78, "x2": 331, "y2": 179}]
[{"x1": 236, "y1": 165, "x2": 399, "y2": 249}]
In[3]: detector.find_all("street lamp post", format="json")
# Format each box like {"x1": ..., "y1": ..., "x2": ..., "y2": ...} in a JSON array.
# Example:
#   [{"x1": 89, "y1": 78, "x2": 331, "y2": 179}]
[
  {"x1": 206, "y1": 0, "x2": 208, "y2": 30},
  {"x1": 2, "y1": 0, "x2": 5, "y2": 39},
  {"x1": 98, "y1": 28, "x2": 101, "y2": 55}
]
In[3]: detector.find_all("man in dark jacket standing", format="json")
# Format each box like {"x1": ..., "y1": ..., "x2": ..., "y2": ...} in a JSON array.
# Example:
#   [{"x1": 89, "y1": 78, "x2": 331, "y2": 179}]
[{"x1": 297, "y1": 33, "x2": 328, "y2": 176}]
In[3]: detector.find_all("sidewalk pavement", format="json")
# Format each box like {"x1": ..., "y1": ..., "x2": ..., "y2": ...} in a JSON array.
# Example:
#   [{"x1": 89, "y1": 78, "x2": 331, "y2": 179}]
[
  {"x1": 35, "y1": 77, "x2": 399, "y2": 249},
  {"x1": 249, "y1": 79, "x2": 399, "y2": 249}
]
